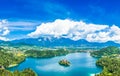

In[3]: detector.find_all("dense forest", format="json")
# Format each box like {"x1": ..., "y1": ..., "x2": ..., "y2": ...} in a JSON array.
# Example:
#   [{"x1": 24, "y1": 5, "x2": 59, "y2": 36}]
[
  {"x1": 0, "y1": 50, "x2": 37, "y2": 76},
  {"x1": 91, "y1": 46, "x2": 120, "y2": 76},
  {"x1": 95, "y1": 57, "x2": 120, "y2": 76},
  {"x1": 0, "y1": 68, "x2": 37, "y2": 76},
  {"x1": 25, "y1": 48, "x2": 70, "y2": 58},
  {"x1": 0, "y1": 51, "x2": 25, "y2": 68},
  {"x1": 0, "y1": 47, "x2": 71, "y2": 76},
  {"x1": 90, "y1": 46, "x2": 120, "y2": 57},
  {"x1": 1, "y1": 45, "x2": 120, "y2": 76}
]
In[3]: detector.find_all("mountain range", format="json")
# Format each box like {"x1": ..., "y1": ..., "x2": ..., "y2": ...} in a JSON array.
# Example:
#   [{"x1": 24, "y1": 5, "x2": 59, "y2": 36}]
[{"x1": 1, "y1": 37, "x2": 118, "y2": 48}]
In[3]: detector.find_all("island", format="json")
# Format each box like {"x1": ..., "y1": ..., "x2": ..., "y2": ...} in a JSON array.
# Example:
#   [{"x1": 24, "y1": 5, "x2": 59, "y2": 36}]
[
  {"x1": 0, "y1": 46, "x2": 72, "y2": 76},
  {"x1": 59, "y1": 59, "x2": 70, "y2": 66},
  {"x1": 1, "y1": 44, "x2": 120, "y2": 76}
]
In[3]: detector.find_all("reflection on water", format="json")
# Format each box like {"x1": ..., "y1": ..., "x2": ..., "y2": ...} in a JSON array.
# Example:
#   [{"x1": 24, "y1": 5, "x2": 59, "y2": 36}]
[{"x1": 8, "y1": 53, "x2": 101, "y2": 76}]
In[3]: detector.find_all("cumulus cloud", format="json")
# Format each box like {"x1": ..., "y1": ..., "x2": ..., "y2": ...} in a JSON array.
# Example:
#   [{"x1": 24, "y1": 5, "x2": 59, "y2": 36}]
[
  {"x1": 28, "y1": 19, "x2": 120, "y2": 43},
  {"x1": 0, "y1": 19, "x2": 10, "y2": 41}
]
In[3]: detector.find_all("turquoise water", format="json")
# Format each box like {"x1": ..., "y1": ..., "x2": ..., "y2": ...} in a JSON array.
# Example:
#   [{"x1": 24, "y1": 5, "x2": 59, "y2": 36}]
[{"x1": 8, "y1": 53, "x2": 101, "y2": 76}]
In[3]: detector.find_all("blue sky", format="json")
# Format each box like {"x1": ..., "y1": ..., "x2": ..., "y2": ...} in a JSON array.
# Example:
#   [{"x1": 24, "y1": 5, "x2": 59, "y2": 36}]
[
  {"x1": 0, "y1": 0, "x2": 120, "y2": 43},
  {"x1": 0, "y1": 0, "x2": 120, "y2": 24}
]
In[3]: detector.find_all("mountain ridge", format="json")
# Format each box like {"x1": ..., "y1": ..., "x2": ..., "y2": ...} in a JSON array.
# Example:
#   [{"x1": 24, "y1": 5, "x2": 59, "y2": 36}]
[{"x1": 6, "y1": 37, "x2": 120, "y2": 48}]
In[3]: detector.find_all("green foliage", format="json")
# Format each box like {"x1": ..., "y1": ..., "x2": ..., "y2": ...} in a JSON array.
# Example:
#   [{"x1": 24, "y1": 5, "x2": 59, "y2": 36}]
[
  {"x1": 95, "y1": 67, "x2": 113, "y2": 76},
  {"x1": 95, "y1": 57, "x2": 120, "y2": 76},
  {"x1": 90, "y1": 46, "x2": 120, "y2": 57},
  {"x1": 91, "y1": 46, "x2": 120, "y2": 76},
  {"x1": 0, "y1": 51, "x2": 25, "y2": 68},
  {"x1": 0, "y1": 68, "x2": 37, "y2": 76},
  {"x1": 25, "y1": 49, "x2": 69, "y2": 58}
]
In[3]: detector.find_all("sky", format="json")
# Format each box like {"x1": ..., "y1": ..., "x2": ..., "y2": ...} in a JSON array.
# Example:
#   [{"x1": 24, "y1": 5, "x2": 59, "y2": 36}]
[{"x1": 0, "y1": 0, "x2": 120, "y2": 43}]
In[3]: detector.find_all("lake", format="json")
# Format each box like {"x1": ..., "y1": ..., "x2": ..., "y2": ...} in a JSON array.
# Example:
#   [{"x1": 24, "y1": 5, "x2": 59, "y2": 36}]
[{"x1": 8, "y1": 53, "x2": 101, "y2": 76}]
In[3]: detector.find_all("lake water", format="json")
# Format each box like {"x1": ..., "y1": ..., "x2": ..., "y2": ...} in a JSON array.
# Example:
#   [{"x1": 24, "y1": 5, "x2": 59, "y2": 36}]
[{"x1": 8, "y1": 53, "x2": 101, "y2": 76}]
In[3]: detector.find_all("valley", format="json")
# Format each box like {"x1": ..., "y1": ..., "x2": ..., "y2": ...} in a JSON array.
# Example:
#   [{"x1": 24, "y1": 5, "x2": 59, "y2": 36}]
[{"x1": 0, "y1": 41, "x2": 120, "y2": 76}]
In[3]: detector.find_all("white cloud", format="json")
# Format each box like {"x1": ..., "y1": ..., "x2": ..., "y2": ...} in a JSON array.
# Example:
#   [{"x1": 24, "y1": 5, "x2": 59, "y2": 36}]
[
  {"x1": 0, "y1": 19, "x2": 10, "y2": 41},
  {"x1": 2, "y1": 27, "x2": 10, "y2": 36},
  {"x1": 4, "y1": 21, "x2": 39, "y2": 31},
  {"x1": 0, "y1": 36, "x2": 9, "y2": 41},
  {"x1": 0, "y1": 19, "x2": 41, "y2": 41},
  {"x1": 28, "y1": 19, "x2": 120, "y2": 43}
]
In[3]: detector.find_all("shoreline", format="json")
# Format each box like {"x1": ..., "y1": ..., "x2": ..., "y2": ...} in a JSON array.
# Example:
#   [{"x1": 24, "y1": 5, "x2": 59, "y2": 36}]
[
  {"x1": 8, "y1": 64, "x2": 18, "y2": 68},
  {"x1": 90, "y1": 74, "x2": 95, "y2": 76},
  {"x1": 7, "y1": 52, "x2": 101, "y2": 76},
  {"x1": 90, "y1": 72, "x2": 100, "y2": 76}
]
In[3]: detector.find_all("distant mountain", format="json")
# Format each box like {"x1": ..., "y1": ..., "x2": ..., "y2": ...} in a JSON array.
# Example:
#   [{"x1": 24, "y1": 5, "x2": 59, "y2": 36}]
[
  {"x1": 0, "y1": 40, "x2": 11, "y2": 46},
  {"x1": 0, "y1": 40, "x2": 3, "y2": 42},
  {"x1": 10, "y1": 37, "x2": 120, "y2": 48}
]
